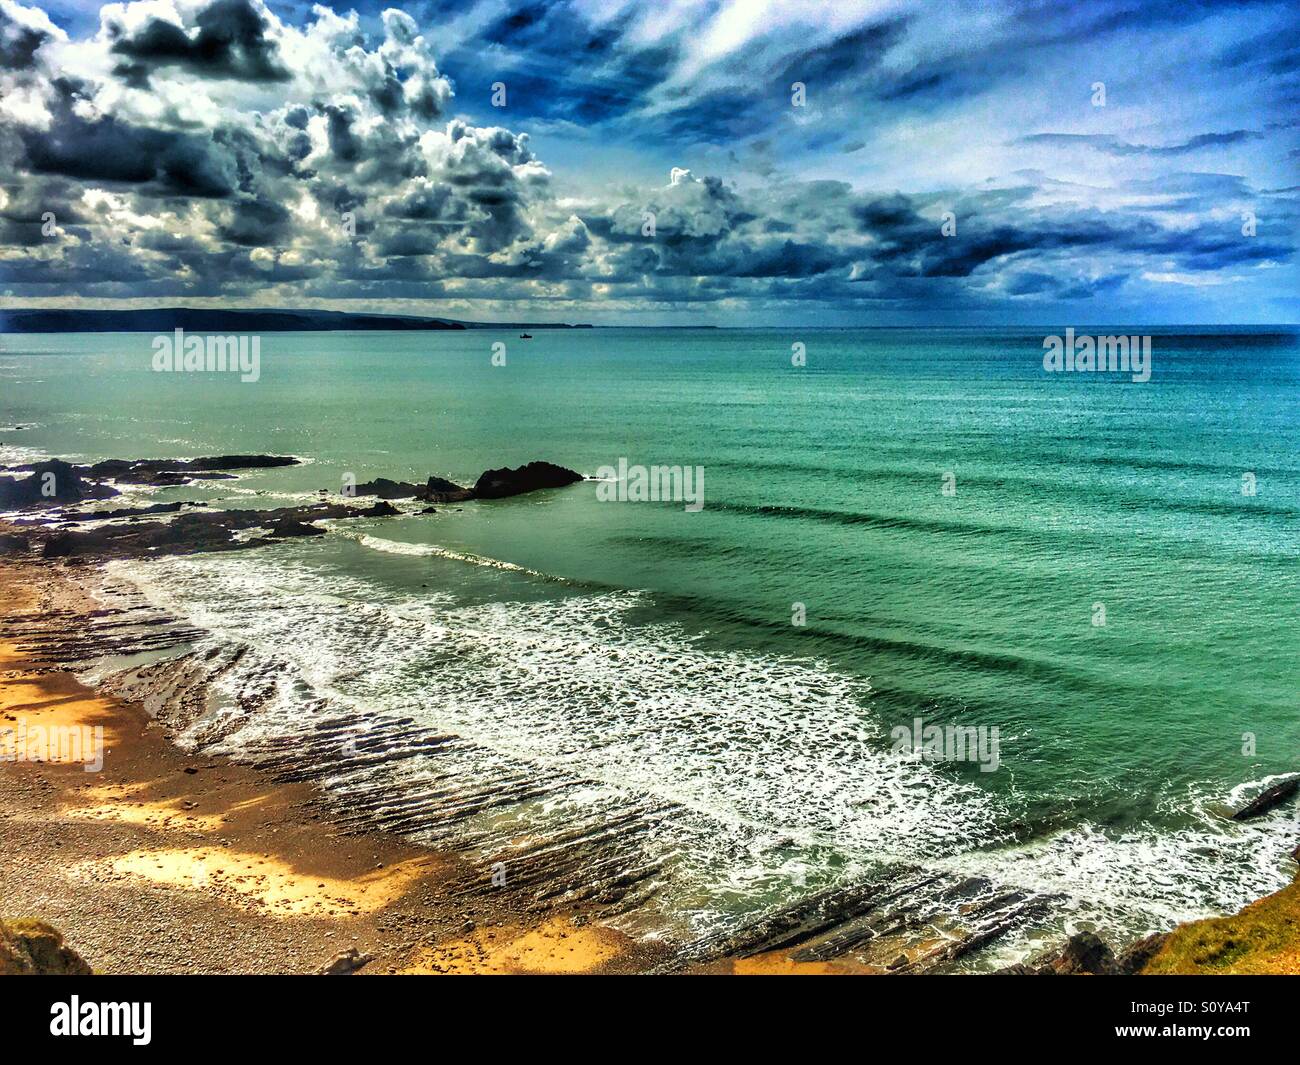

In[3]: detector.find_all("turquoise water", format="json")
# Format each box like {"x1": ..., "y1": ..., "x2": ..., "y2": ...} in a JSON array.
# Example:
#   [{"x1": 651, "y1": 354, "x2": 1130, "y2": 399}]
[{"x1": 2, "y1": 326, "x2": 1297, "y2": 960}]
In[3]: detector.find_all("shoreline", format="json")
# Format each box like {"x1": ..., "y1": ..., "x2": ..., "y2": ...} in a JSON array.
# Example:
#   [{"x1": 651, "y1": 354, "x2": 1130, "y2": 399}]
[
  {"x1": 0, "y1": 557, "x2": 668, "y2": 975},
  {"x1": 0, "y1": 554, "x2": 868, "y2": 975},
  {"x1": 5, "y1": 550, "x2": 1293, "y2": 976},
  {"x1": 1, "y1": 483, "x2": 1295, "y2": 973}
]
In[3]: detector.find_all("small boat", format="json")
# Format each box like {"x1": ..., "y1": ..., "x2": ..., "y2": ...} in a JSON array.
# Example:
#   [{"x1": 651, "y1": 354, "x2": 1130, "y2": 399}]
[{"x1": 519, "y1": 333, "x2": 533, "y2": 339}]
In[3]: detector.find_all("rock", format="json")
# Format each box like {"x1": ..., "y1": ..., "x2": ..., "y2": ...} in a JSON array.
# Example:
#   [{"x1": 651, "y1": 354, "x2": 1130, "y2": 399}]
[
  {"x1": 1044, "y1": 932, "x2": 1119, "y2": 975},
  {"x1": 472, "y1": 461, "x2": 583, "y2": 500},
  {"x1": 420, "y1": 506, "x2": 437, "y2": 514},
  {"x1": 59, "y1": 501, "x2": 192, "y2": 521},
  {"x1": 317, "y1": 947, "x2": 372, "y2": 975},
  {"x1": 0, "y1": 532, "x2": 30, "y2": 555},
  {"x1": 183, "y1": 455, "x2": 299, "y2": 472},
  {"x1": 1001, "y1": 932, "x2": 1124, "y2": 975},
  {"x1": 422, "y1": 475, "x2": 474, "y2": 503},
  {"x1": 1116, "y1": 932, "x2": 1170, "y2": 974},
  {"x1": 886, "y1": 953, "x2": 909, "y2": 970},
  {"x1": 269, "y1": 518, "x2": 324, "y2": 538},
  {"x1": 354, "y1": 478, "x2": 423, "y2": 499},
  {"x1": 1230, "y1": 776, "x2": 1300, "y2": 821},
  {"x1": 39, "y1": 500, "x2": 400, "y2": 558},
  {"x1": 0, "y1": 918, "x2": 93, "y2": 975},
  {"x1": 0, "y1": 459, "x2": 117, "y2": 508}
]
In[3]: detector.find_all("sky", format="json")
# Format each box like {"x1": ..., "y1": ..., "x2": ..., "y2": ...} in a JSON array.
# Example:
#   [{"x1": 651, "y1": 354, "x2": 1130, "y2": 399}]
[{"x1": 0, "y1": 0, "x2": 1296, "y2": 325}]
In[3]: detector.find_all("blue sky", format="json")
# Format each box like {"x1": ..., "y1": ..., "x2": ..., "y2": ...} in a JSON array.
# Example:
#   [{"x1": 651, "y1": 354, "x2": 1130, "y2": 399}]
[{"x1": 0, "y1": 0, "x2": 1296, "y2": 323}]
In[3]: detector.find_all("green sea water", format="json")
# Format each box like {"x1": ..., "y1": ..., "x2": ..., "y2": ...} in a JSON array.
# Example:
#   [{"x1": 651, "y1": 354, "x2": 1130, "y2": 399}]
[{"x1": 2, "y1": 326, "x2": 1297, "y2": 960}]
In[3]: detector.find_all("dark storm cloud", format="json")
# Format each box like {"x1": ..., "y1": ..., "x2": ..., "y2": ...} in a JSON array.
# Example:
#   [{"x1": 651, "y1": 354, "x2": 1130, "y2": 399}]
[
  {"x1": 18, "y1": 100, "x2": 237, "y2": 198},
  {"x1": 106, "y1": 0, "x2": 290, "y2": 86},
  {"x1": 0, "y1": 0, "x2": 55, "y2": 68}
]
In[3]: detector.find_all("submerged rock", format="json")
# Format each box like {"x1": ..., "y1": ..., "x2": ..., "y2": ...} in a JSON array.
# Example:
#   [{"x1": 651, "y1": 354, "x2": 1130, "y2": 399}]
[{"x1": 472, "y1": 461, "x2": 583, "y2": 499}]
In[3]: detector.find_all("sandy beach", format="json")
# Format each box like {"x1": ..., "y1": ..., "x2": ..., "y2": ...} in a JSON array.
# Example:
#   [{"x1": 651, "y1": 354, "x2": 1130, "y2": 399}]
[
  {"x1": 1, "y1": 552, "x2": 878, "y2": 975},
  {"x1": 0, "y1": 556, "x2": 673, "y2": 975}
]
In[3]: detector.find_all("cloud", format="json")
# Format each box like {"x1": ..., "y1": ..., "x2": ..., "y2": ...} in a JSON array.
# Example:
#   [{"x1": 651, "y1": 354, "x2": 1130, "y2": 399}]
[
  {"x1": 0, "y1": 0, "x2": 1295, "y2": 322},
  {"x1": 1020, "y1": 130, "x2": 1265, "y2": 156},
  {"x1": 105, "y1": 0, "x2": 290, "y2": 87}
]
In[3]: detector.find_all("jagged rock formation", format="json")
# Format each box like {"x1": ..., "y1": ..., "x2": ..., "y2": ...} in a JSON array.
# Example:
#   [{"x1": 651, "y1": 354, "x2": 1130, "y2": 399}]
[
  {"x1": 0, "y1": 459, "x2": 117, "y2": 508},
  {"x1": 0, "y1": 919, "x2": 93, "y2": 975},
  {"x1": 473, "y1": 461, "x2": 584, "y2": 499}
]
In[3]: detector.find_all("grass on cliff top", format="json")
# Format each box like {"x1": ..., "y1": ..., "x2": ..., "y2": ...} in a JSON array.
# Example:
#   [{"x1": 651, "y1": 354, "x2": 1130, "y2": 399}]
[{"x1": 1143, "y1": 878, "x2": 1300, "y2": 975}]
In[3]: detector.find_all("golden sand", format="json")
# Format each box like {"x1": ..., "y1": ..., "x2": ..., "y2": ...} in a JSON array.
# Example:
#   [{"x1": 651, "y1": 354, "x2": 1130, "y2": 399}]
[{"x1": 399, "y1": 916, "x2": 628, "y2": 975}]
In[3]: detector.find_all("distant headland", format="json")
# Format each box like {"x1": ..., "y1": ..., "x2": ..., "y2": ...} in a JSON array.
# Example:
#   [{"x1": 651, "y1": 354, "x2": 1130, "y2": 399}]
[{"x1": 0, "y1": 308, "x2": 595, "y2": 333}]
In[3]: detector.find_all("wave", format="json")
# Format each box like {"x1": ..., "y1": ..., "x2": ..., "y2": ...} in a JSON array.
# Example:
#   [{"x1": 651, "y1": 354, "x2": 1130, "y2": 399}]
[
  {"x1": 93, "y1": 550, "x2": 1297, "y2": 964},
  {"x1": 342, "y1": 531, "x2": 560, "y2": 579}
]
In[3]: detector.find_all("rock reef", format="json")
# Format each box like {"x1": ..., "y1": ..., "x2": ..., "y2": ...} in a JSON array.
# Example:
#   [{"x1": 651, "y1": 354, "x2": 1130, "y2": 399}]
[{"x1": 2, "y1": 454, "x2": 584, "y2": 560}]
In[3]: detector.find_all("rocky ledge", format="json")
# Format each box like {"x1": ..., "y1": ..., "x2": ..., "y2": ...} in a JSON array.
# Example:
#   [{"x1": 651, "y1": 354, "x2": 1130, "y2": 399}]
[
  {"x1": 1, "y1": 454, "x2": 585, "y2": 559},
  {"x1": 353, "y1": 462, "x2": 583, "y2": 504},
  {"x1": 0, "y1": 455, "x2": 301, "y2": 507}
]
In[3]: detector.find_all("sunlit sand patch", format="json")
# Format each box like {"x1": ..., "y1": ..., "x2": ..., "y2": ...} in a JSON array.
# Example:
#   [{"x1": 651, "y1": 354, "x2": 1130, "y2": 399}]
[
  {"x1": 0, "y1": 675, "x2": 122, "y2": 751},
  {"x1": 731, "y1": 951, "x2": 873, "y2": 975},
  {"x1": 102, "y1": 848, "x2": 433, "y2": 918},
  {"x1": 400, "y1": 916, "x2": 626, "y2": 975},
  {"x1": 62, "y1": 797, "x2": 227, "y2": 832},
  {"x1": 80, "y1": 780, "x2": 153, "y2": 800}
]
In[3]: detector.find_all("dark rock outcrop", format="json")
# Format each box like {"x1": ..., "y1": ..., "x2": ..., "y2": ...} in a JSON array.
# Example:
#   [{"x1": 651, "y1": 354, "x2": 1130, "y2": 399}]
[
  {"x1": 1039, "y1": 932, "x2": 1120, "y2": 975},
  {"x1": 1116, "y1": 932, "x2": 1170, "y2": 974},
  {"x1": 0, "y1": 918, "x2": 93, "y2": 975},
  {"x1": 423, "y1": 475, "x2": 474, "y2": 503},
  {"x1": 995, "y1": 932, "x2": 1120, "y2": 975},
  {"x1": 269, "y1": 518, "x2": 325, "y2": 538},
  {"x1": 353, "y1": 477, "x2": 423, "y2": 499},
  {"x1": 0, "y1": 532, "x2": 30, "y2": 554},
  {"x1": 58, "y1": 501, "x2": 196, "y2": 521},
  {"x1": 41, "y1": 501, "x2": 398, "y2": 558},
  {"x1": 472, "y1": 461, "x2": 583, "y2": 499},
  {"x1": 0, "y1": 459, "x2": 118, "y2": 508},
  {"x1": 83, "y1": 455, "x2": 298, "y2": 476},
  {"x1": 317, "y1": 947, "x2": 372, "y2": 975},
  {"x1": 1231, "y1": 776, "x2": 1300, "y2": 821}
]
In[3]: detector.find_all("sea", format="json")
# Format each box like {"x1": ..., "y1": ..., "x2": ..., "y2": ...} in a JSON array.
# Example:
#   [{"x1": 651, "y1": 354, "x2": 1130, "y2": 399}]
[{"x1": 2, "y1": 325, "x2": 1297, "y2": 968}]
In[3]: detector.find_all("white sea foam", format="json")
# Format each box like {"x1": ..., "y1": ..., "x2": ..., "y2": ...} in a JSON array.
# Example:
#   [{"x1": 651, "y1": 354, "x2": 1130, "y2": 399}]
[
  {"x1": 345, "y1": 531, "x2": 554, "y2": 577},
  {"x1": 100, "y1": 549, "x2": 1299, "y2": 956}
]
